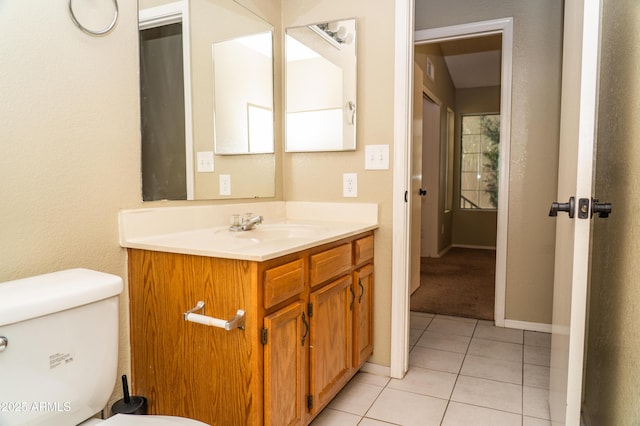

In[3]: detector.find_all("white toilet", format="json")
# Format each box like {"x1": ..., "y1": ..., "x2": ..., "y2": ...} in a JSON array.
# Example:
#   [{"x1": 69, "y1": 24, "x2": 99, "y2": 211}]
[{"x1": 0, "y1": 268, "x2": 208, "y2": 426}]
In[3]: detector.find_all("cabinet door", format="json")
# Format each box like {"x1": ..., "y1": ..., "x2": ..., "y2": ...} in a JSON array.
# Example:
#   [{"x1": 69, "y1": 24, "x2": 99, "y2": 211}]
[
  {"x1": 308, "y1": 275, "x2": 353, "y2": 415},
  {"x1": 263, "y1": 301, "x2": 307, "y2": 426},
  {"x1": 353, "y1": 264, "x2": 374, "y2": 368},
  {"x1": 128, "y1": 250, "x2": 257, "y2": 425}
]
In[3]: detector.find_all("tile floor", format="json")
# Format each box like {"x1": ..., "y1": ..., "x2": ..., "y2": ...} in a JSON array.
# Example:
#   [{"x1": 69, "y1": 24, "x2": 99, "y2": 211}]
[{"x1": 311, "y1": 312, "x2": 551, "y2": 426}]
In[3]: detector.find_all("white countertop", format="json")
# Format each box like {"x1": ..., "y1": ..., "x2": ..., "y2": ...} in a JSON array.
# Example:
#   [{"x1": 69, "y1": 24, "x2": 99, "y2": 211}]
[
  {"x1": 119, "y1": 202, "x2": 378, "y2": 261},
  {"x1": 122, "y1": 220, "x2": 377, "y2": 261}
]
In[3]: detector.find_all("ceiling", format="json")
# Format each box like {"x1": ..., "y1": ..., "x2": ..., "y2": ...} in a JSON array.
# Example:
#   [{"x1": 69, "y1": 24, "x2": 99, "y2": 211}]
[{"x1": 438, "y1": 34, "x2": 502, "y2": 89}]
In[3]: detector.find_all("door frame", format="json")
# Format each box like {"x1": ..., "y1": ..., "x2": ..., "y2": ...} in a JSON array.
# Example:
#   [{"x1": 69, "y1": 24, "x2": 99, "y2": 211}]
[
  {"x1": 415, "y1": 18, "x2": 513, "y2": 328},
  {"x1": 390, "y1": 0, "x2": 513, "y2": 377}
]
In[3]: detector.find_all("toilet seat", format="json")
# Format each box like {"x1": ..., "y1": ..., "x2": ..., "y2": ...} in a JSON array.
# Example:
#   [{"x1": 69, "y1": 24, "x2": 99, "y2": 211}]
[{"x1": 101, "y1": 414, "x2": 209, "y2": 425}]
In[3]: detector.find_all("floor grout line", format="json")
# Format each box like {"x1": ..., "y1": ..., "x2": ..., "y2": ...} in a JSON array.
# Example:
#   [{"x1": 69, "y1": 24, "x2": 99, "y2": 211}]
[{"x1": 316, "y1": 313, "x2": 551, "y2": 425}]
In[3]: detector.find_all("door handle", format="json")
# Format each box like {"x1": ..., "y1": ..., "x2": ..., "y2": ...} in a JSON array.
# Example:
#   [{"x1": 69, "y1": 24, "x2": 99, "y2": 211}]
[
  {"x1": 419, "y1": 188, "x2": 427, "y2": 196},
  {"x1": 591, "y1": 199, "x2": 612, "y2": 218},
  {"x1": 549, "y1": 196, "x2": 575, "y2": 218}
]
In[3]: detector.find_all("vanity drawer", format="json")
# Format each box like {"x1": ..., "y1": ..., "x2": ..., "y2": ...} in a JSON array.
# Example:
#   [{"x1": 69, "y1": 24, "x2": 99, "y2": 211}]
[
  {"x1": 354, "y1": 235, "x2": 374, "y2": 265},
  {"x1": 310, "y1": 243, "x2": 352, "y2": 286},
  {"x1": 263, "y1": 259, "x2": 305, "y2": 309}
]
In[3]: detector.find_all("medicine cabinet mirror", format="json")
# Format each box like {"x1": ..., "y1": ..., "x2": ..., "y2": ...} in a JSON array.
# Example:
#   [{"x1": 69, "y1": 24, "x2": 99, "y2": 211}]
[
  {"x1": 285, "y1": 18, "x2": 357, "y2": 152},
  {"x1": 138, "y1": 0, "x2": 275, "y2": 201}
]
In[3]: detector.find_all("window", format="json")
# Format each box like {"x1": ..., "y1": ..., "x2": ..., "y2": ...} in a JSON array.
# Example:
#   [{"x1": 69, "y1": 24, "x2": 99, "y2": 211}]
[{"x1": 460, "y1": 114, "x2": 500, "y2": 210}]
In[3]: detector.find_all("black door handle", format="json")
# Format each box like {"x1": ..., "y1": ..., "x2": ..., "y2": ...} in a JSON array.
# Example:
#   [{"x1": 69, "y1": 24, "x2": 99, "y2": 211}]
[
  {"x1": 592, "y1": 199, "x2": 612, "y2": 218},
  {"x1": 419, "y1": 188, "x2": 427, "y2": 196},
  {"x1": 549, "y1": 197, "x2": 575, "y2": 218}
]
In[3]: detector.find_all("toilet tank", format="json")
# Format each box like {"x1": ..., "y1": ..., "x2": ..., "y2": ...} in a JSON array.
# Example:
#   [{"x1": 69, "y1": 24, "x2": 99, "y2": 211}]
[{"x1": 0, "y1": 269, "x2": 123, "y2": 426}]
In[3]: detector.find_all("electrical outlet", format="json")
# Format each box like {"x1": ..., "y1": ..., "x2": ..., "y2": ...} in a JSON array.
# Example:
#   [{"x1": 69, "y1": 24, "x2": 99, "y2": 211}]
[
  {"x1": 343, "y1": 173, "x2": 358, "y2": 197},
  {"x1": 197, "y1": 151, "x2": 214, "y2": 172},
  {"x1": 219, "y1": 174, "x2": 231, "y2": 196}
]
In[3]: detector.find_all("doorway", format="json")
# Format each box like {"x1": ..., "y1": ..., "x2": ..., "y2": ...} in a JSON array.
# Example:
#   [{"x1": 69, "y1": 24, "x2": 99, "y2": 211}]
[
  {"x1": 389, "y1": 15, "x2": 513, "y2": 378},
  {"x1": 410, "y1": 27, "x2": 510, "y2": 324}
]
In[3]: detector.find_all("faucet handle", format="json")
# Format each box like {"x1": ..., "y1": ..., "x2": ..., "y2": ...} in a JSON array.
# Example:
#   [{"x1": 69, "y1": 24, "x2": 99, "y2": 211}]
[{"x1": 230, "y1": 214, "x2": 242, "y2": 227}]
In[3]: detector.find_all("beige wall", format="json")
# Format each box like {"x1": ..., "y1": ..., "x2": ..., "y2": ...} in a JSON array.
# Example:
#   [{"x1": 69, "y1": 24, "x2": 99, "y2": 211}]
[
  {"x1": 0, "y1": 1, "x2": 141, "y2": 408},
  {"x1": 2, "y1": 4, "x2": 394, "y2": 415},
  {"x1": 1, "y1": 0, "x2": 283, "y2": 410},
  {"x1": 582, "y1": 0, "x2": 640, "y2": 423},
  {"x1": 281, "y1": 0, "x2": 395, "y2": 366},
  {"x1": 1, "y1": 3, "x2": 563, "y2": 418},
  {"x1": 416, "y1": 0, "x2": 563, "y2": 324}
]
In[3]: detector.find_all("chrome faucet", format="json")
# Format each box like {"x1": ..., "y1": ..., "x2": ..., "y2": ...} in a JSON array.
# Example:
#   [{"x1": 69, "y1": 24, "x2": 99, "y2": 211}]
[{"x1": 230, "y1": 213, "x2": 263, "y2": 232}]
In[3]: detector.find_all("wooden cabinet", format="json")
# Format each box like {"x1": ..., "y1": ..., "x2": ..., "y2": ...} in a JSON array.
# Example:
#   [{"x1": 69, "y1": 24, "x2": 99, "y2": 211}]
[
  {"x1": 309, "y1": 243, "x2": 352, "y2": 287},
  {"x1": 353, "y1": 264, "x2": 374, "y2": 368},
  {"x1": 128, "y1": 231, "x2": 374, "y2": 426},
  {"x1": 308, "y1": 275, "x2": 352, "y2": 416},
  {"x1": 263, "y1": 301, "x2": 306, "y2": 426}
]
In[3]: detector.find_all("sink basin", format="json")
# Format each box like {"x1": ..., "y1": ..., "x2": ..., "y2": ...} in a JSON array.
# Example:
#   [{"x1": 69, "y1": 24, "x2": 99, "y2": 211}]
[{"x1": 215, "y1": 224, "x2": 329, "y2": 242}]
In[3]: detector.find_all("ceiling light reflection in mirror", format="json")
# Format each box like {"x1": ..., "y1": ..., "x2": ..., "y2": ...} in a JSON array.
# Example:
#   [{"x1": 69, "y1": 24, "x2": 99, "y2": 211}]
[
  {"x1": 285, "y1": 18, "x2": 357, "y2": 152},
  {"x1": 213, "y1": 31, "x2": 274, "y2": 154}
]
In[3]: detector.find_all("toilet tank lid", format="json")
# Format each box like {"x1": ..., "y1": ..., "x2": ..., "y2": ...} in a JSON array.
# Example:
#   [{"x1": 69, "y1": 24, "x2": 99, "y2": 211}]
[{"x1": 0, "y1": 268, "x2": 123, "y2": 327}]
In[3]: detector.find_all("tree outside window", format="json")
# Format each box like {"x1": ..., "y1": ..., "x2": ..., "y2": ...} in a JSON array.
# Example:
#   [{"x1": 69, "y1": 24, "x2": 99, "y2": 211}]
[{"x1": 460, "y1": 114, "x2": 500, "y2": 210}]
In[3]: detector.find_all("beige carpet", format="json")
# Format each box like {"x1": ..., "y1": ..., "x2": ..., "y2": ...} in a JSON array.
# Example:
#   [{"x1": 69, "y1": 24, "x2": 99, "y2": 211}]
[{"x1": 410, "y1": 247, "x2": 496, "y2": 321}]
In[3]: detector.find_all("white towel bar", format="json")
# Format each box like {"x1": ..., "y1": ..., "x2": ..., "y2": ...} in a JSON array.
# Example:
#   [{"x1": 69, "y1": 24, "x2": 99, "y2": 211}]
[{"x1": 183, "y1": 301, "x2": 245, "y2": 331}]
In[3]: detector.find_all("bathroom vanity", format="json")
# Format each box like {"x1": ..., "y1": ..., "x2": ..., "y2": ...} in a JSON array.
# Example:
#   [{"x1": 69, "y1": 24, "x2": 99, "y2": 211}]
[{"x1": 120, "y1": 202, "x2": 377, "y2": 425}]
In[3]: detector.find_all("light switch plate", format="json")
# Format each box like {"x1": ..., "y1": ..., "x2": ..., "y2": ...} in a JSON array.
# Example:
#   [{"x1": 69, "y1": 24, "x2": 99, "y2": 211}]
[
  {"x1": 365, "y1": 145, "x2": 390, "y2": 170},
  {"x1": 343, "y1": 173, "x2": 358, "y2": 197},
  {"x1": 219, "y1": 174, "x2": 231, "y2": 196},
  {"x1": 197, "y1": 151, "x2": 214, "y2": 172}
]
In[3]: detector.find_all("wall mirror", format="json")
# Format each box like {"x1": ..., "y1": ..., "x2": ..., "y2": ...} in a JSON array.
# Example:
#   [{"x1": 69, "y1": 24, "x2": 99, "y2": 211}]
[
  {"x1": 138, "y1": 0, "x2": 275, "y2": 201},
  {"x1": 285, "y1": 18, "x2": 357, "y2": 152}
]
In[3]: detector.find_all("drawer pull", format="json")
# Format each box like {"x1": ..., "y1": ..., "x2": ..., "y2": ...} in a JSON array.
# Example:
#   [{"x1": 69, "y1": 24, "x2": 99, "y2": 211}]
[{"x1": 183, "y1": 301, "x2": 245, "y2": 331}]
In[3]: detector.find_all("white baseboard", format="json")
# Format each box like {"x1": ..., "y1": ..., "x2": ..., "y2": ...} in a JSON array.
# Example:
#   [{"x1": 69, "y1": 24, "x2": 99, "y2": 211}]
[
  {"x1": 452, "y1": 244, "x2": 497, "y2": 250},
  {"x1": 430, "y1": 244, "x2": 496, "y2": 257},
  {"x1": 504, "y1": 319, "x2": 552, "y2": 333},
  {"x1": 436, "y1": 245, "x2": 452, "y2": 257},
  {"x1": 360, "y1": 362, "x2": 390, "y2": 377}
]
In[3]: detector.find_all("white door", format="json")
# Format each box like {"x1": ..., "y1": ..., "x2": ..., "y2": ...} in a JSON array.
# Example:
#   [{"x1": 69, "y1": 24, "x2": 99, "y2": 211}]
[
  {"x1": 410, "y1": 63, "x2": 424, "y2": 294},
  {"x1": 549, "y1": 0, "x2": 601, "y2": 424},
  {"x1": 421, "y1": 95, "x2": 440, "y2": 259}
]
